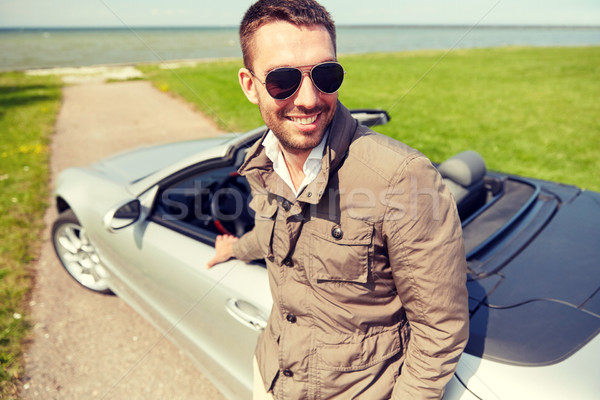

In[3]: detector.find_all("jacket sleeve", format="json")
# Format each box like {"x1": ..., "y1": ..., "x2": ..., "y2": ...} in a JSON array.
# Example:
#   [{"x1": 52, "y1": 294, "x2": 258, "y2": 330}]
[
  {"x1": 232, "y1": 191, "x2": 277, "y2": 262},
  {"x1": 383, "y1": 155, "x2": 469, "y2": 400},
  {"x1": 232, "y1": 227, "x2": 264, "y2": 262}
]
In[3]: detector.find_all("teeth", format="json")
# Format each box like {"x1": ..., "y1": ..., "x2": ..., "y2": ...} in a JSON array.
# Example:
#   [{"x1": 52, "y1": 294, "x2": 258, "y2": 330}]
[{"x1": 291, "y1": 115, "x2": 317, "y2": 125}]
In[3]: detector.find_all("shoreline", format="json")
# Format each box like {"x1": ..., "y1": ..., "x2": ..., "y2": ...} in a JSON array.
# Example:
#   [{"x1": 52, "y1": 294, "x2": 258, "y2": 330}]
[
  {"x1": 4, "y1": 56, "x2": 242, "y2": 74},
  {"x1": 6, "y1": 43, "x2": 600, "y2": 75}
]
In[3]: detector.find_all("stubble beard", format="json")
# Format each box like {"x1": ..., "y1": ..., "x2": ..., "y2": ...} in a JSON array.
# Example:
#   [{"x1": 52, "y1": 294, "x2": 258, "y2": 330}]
[{"x1": 261, "y1": 103, "x2": 336, "y2": 154}]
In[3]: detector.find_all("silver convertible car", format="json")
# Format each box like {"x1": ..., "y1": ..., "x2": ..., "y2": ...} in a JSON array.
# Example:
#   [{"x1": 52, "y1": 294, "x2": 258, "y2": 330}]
[{"x1": 52, "y1": 110, "x2": 600, "y2": 399}]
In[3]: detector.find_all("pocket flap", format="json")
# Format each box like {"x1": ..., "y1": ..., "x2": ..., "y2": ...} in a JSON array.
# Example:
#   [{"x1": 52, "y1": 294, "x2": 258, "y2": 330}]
[
  {"x1": 249, "y1": 193, "x2": 278, "y2": 220},
  {"x1": 310, "y1": 219, "x2": 373, "y2": 245},
  {"x1": 317, "y1": 326, "x2": 402, "y2": 371},
  {"x1": 308, "y1": 219, "x2": 373, "y2": 283}
]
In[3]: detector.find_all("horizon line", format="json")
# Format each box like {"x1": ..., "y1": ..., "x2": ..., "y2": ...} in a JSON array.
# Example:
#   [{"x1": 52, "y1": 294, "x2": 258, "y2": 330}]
[{"x1": 1, "y1": 23, "x2": 600, "y2": 30}]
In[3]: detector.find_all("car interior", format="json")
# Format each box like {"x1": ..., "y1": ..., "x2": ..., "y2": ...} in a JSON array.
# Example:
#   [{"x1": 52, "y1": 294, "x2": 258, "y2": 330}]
[
  {"x1": 438, "y1": 150, "x2": 490, "y2": 220},
  {"x1": 154, "y1": 164, "x2": 255, "y2": 241},
  {"x1": 154, "y1": 148, "x2": 503, "y2": 232}
]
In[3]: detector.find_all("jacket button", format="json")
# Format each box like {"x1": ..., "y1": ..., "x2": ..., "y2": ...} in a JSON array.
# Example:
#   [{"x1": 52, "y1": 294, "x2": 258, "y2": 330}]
[
  {"x1": 331, "y1": 226, "x2": 343, "y2": 240},
  {"x1": 283, "y1": 369, "x2": 293, "y2": 377},
  {"x1": 286, "y1": 313, "x2": 297, "y2": 323},
  {"x1": 282, "y1": 200, "x2": 291, "y2": 211},
  {"x1": 283, "y1": 258, "x2": 293, "y2": 268}
]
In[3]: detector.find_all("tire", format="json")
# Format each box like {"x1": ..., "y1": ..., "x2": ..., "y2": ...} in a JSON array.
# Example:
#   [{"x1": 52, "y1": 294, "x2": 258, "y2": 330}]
[{"x1": 52, "y1": 209, "x2": 112, "y2": 294}]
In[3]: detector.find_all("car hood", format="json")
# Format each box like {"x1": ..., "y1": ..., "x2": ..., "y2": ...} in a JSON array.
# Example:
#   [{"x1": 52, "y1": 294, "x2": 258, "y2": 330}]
[
  {"x1": 466, "y1": 187, "x2": 600, "y2": 367},
  {"x1": 88, "y1": 135, "x2": 237, "y2": 185}
]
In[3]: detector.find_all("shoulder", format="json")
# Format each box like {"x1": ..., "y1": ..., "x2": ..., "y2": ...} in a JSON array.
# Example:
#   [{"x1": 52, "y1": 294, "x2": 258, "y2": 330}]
[{"x1": 344, "y1": 126, "x2": 432, "y2": 184}]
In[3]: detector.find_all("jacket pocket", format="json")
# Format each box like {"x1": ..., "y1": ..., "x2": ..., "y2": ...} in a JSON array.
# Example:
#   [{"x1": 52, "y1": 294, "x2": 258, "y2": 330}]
[
  {"x1": 249, "y1": 192, "x2": 278, "y2": 220},
  {"x1": 307, "y1": 219, "x2": 373, "y2": 283},
  {"x1": 316, "y1": 324, "x2": 403, "y2": 372}
]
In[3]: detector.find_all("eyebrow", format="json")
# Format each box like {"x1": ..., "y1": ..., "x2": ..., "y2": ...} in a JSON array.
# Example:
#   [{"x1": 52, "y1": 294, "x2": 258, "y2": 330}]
[{"x1": 262, "y1": 58, "x2": 338, "y2": 74}]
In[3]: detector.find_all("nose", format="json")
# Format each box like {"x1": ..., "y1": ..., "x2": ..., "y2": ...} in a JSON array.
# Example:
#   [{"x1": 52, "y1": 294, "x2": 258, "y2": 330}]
[{"x1": 293, "y1": 72, "x2": 319, "y2": 108}]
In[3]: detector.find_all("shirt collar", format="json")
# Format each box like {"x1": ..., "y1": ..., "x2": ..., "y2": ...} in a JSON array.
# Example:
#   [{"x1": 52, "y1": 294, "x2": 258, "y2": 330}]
[
  {"x1": 263, "y1": 129, "x2": 329, "y2": 163},
  {"x1": 262, "y1": 129, "x2": 329, "y2": 197}
]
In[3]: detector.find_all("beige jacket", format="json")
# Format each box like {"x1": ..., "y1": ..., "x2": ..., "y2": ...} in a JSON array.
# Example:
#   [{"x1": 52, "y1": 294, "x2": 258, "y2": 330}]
[{"x1": 233, "y1": 102, "x2": 469, "y2": 400}]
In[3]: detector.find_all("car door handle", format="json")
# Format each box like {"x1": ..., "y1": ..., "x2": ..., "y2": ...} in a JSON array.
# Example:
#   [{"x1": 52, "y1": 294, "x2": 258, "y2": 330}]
[{"x1": 225, "y1": 298, "x2": 268, "y2": 332}]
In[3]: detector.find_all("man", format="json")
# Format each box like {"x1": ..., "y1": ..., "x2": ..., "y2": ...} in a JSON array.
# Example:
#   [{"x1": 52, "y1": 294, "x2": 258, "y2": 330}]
[{"x1": 207, "y1": 0, "x2": 469, "y2": 399}]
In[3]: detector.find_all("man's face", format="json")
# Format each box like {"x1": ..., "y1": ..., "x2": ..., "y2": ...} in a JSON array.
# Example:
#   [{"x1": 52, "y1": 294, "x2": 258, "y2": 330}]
[{"x1": 240, "y1": 22, "x2": 338, "y2": 155}]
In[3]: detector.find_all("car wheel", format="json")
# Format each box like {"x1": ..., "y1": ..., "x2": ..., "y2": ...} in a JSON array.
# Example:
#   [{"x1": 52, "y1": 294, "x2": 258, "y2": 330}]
[{"x1": 52, "y1": 209, "x2": 112, "y2": 294}]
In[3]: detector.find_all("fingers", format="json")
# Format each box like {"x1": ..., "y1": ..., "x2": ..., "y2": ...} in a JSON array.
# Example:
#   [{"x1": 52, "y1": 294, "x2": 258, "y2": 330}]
[
  {"x1": 207, "y1": 234, "x2": 238, "y2": 269},
  {"x1": 206, "y1": 256, "x2": 217, "y2": 269}
]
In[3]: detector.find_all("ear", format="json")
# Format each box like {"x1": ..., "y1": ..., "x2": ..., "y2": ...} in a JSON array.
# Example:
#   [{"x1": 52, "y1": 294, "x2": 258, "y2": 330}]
[{"x1": 239, "y1": 68, "x2": 259, "y2": 105}]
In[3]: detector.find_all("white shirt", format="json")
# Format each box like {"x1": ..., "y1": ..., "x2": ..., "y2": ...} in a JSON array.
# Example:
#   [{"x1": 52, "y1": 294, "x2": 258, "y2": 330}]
[{"x1": 262, "y1": 129, "x2": 329, "y2": 197}]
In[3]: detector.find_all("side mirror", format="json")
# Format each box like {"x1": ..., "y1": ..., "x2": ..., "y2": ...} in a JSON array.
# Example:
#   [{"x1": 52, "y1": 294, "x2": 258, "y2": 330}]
[{"x1": 104, "y1": 199, "x2": 141, "y2": 232}]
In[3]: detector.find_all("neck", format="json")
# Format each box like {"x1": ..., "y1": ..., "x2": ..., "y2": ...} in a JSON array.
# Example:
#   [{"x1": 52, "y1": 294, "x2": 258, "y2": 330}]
[{"x1": 280, "y1": 146, "x2": 310, "y2": 191}]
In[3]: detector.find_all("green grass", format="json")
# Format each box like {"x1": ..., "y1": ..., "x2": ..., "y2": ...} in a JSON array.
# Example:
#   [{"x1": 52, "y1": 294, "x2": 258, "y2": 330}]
[
  {"x1": 139, "y1": 61, "x2": 264, "y2": 132},
  {"x1": 142, "y1": 46, "x2": 600, "y2": 191},
  {"x1": 0, "y1": 72, "x2": 62, "y2": 398}
]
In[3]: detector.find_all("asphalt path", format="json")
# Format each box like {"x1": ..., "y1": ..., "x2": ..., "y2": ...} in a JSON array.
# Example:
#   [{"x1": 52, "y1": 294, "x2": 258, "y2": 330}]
[{"x1": 23, "y1": 79, "x2": 227, "y2": 399}]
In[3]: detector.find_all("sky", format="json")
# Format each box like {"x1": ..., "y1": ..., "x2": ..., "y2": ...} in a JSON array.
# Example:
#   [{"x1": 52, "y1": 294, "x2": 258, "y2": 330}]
[{"x1": 0, "y1": 0, "x2": 599, "y2": 28}]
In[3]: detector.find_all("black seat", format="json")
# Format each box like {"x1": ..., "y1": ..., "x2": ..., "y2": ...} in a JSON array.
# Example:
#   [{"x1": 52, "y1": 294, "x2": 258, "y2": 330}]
[{"x1": 438, "y1": 150, "x2": 487, "y2": 220}]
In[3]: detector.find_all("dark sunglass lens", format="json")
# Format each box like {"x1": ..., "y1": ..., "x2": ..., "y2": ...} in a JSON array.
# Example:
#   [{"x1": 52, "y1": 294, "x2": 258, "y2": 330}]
[
  {"x1": 265, "y1": 68, "x2": 302, "y2": 99},
  {"x1": 311, "y1": 63, "x2": 344, "y2": 94}
]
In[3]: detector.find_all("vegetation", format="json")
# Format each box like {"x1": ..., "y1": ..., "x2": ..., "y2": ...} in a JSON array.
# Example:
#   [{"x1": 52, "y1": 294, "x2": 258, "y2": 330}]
[
  {"x1": 140, "y1": 60, "x2": 264, "y2": 133},
  {"x1": 142, "y1": 46, "x2": 600, "y2": 191},
  {"x1": 0, "y1": 72, "x2": 62, "y2": 398}
]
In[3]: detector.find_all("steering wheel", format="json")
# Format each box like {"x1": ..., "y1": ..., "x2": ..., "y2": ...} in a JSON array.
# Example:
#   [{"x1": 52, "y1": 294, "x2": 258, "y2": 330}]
[{"x1": 209, "y1": 172, "x2": 253, "y2": 237}]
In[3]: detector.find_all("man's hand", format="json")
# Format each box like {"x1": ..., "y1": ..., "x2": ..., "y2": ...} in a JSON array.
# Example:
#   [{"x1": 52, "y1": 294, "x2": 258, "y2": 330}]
[{"x1": 207, "y1": 234, "x2": 238, "y2": 268}]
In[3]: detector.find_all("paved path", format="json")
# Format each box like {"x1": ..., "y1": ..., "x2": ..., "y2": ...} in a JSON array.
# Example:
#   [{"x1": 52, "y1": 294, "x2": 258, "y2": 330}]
[{"x1": 23, "y1": 80, "x2": 227, "y2": 399}]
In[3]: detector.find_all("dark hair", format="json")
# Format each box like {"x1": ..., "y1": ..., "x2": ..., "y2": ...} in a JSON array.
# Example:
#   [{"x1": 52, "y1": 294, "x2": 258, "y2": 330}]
[{"x1": 239, "y1": 0, "x2": 336, "y2": 69}]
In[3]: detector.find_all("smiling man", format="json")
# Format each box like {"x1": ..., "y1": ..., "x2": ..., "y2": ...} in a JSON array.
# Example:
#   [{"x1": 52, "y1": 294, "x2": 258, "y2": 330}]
[
  {"x1": 207, "y1": 1, "x2": 469, "y2": 399},
  {"x1": 240, "y1": 20, "x2": 339, "y2": 194}
]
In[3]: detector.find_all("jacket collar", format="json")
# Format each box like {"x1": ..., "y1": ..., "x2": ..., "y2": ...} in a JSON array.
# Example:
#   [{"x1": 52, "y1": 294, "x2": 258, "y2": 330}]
[{"x1": 238, "y1": 101, "x2": 358, "y2": 205}]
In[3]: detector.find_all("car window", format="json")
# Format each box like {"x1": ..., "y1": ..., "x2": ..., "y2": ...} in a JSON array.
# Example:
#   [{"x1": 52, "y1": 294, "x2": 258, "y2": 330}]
[{"x1": 152, "y1": 165, "x2": 254, "y2": 242}]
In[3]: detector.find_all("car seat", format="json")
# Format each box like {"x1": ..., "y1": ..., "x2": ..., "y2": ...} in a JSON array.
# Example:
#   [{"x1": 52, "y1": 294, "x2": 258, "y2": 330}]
[{"x1": 438, "y1": 150, "x2": 487, "y2": 220}]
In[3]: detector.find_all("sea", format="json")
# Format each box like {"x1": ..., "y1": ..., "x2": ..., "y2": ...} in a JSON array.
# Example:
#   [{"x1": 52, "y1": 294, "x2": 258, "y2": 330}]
[{"x1": 1, "y1": 25, "x2": 599, "y2": 71}]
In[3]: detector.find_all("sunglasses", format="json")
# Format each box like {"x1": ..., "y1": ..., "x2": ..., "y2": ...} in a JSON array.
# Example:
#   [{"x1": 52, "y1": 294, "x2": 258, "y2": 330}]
[{"x1": 249, "y1": 62, "x2": 345, "y2": 100}]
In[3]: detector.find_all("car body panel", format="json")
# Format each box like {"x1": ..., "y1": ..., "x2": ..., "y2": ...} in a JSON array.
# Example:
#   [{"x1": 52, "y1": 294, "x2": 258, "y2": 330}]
[
  {"x1": 89, "y1": 136, "x2": 236, "y2": 185},
  {"x1": 456, "y1": 334, "x2": 600, "y2": 399},
  {"x1": 464, "y1": 179, "x2": 600, "y2": 367},
  {"x1": 127, "y1": 128, "x2": 264, "y2": 197},
  {"x1": 90, "y1": 205, "x2": 270, "y2": 399},
  {"x1": 485, "y1": 189, "x2": 600, "y2": 308}
]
